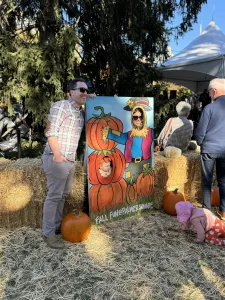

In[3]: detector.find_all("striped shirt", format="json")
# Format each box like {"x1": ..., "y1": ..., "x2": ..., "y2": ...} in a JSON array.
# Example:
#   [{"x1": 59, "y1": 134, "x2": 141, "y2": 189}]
[
  {"x1": 157, "y1": 116, "x2": 193, "y2": 151},
  {"x1": 44, "y1": 98, "x2": 84, "y2": 162}
]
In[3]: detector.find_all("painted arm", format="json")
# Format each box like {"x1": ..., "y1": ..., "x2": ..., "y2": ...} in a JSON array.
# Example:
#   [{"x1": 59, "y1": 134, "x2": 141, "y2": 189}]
[{"x1": 102, "y1": 126, "x2": 128, "y2": 144}]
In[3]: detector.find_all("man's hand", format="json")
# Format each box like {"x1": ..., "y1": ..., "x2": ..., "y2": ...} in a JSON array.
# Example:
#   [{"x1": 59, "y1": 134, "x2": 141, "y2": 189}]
[
  {"x1": 102, "y1": 126, "x2": 109, "y2": 142},
  {"x1": 89, "y1": 93, "x2": 96, "y2": 99},
  {"x1": 53, "y1": 154, "x2": 68, "y2": 162}
]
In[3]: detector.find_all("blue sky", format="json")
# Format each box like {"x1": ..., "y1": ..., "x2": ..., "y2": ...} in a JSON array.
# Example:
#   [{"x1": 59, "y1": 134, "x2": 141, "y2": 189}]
[{"x1": 169, "y1": 0, "x2": 225, "y2": 54}]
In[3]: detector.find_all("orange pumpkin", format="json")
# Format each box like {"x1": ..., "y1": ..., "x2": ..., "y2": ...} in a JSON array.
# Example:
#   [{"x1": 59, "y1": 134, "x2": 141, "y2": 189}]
[
  {"x1": 211, "y1": 186, "x2": 220, "y2": 206},
  {"x1": 126, "y1": 177, "x2": 138, "y2": 203},
  {"x1": 162, "y1": 188, "x2": 185, "y2": 216},
  {"x1": 136, "y1": 164, "x2": 154, "y2": 196},
  {"x1": 90, "y1": 178, "x2": 127, "y2": 212},
  {"x1": 61, "y1": 210, "x2": 91, "y2": 243},
  {"x1": 87, "y1": 106, "x2": 123, "y2": 150},
  {"x1": 89, "y1": 148, "x2": 126, "y2": 185}
]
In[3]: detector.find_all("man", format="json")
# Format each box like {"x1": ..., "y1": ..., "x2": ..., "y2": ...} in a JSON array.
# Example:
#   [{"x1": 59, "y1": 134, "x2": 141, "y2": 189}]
[
  {"x1": 42, "y1": 78, "x2": 95, "y2": 249},
  {"x1": 157, "y1": 101, "x2": 193, "y2": 152},
  {"x1": 194, "y1": 78, "x2": 225, "y2": 220}
]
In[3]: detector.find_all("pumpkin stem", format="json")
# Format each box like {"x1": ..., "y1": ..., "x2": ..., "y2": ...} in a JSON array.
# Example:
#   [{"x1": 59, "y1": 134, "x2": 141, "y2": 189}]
[
  {"x1": 173, "y1": 188, "x2": 178, "y2": 194},
  {"x1": 74, "y1": 209, "x2": 81, "y2": 217},
  {"x1": 93, "y1": 106, "x2": 111, "y2": 119}
]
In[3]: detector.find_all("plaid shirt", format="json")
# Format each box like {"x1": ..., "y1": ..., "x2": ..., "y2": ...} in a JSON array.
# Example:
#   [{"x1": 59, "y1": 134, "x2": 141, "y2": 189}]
[
  {"x1": 157, "y1": 116, "x2": 193, "y2": 151},
  {"x1": 44, "y1": 98, "x2": 84, "y2": 162}
]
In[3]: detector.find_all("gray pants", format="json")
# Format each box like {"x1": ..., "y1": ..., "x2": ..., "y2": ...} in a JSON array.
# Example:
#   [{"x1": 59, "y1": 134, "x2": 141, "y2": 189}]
[{"x1": 42, "y1": 154, "x2": 75, "y2": 236}]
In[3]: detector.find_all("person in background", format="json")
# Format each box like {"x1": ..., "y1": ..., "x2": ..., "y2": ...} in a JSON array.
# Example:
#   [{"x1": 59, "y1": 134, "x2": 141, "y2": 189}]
[
  {"x1": 175, "y1": 201, "x2": 225, "y2": 246},
  {"x1": 194, "y1": 78, "x2": 225, "y2": 220},
  {"x1": 199, "y1": 89, "x2": 211, "y2": 110},
  {"x1": 42, "y1": 78, "x2": 95, "y2": 249},
  {"x1": 157, "y1": 101, "x2": 193, "y2": 152}
]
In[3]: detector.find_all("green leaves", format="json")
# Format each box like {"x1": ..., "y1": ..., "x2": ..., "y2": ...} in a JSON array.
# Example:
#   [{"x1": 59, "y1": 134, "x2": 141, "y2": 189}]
[{"x1": 0, "y1": 0, "x2": 207, "y2": 126}]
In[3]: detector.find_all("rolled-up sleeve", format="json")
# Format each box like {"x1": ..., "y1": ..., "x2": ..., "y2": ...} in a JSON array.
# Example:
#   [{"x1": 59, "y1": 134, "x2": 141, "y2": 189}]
[{"x1": 45, "y1": 102, "x2": 67, "y2": 137}]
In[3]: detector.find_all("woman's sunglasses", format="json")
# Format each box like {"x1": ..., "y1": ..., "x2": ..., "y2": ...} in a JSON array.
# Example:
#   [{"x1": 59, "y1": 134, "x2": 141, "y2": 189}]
[
  {"x1": 132, "y1": 116, "x2": 143, "y2": 120},
  {"x1": 73, "y1": 87, "x2": 90, "y2": 94}
]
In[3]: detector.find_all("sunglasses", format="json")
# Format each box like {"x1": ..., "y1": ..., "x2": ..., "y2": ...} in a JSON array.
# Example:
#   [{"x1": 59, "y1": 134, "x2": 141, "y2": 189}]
[
  {"x1": 73, "y1": 87, "x2": 90, "y2": 94},
  {"x1": 132, "y1": 116, "x2": 143, "y2": 120}
]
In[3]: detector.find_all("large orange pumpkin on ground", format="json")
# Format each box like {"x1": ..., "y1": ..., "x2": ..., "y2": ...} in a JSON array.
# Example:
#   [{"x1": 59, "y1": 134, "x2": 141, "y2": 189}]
[
  {"x1": 88, "y1": 148, "x2": 126, "y2": 185},
  {"x1": 211, "y1": 186, "x2": 220, "y2": 206},
  {"x1": 90, "y1": 178, "x2": 127, "y2": 212},
  {"x1": 136, "y1": 164, "x2": 154, "y2": 197},
  {"x1": 61, "y1": 210, "x2": 91, "y2": 243},
  {"x1": 162, "y1": 189, "x2": 185, "y2": 216},
  {"x1": 87, "y1": 106, "x2": 123, "y2": 150}
]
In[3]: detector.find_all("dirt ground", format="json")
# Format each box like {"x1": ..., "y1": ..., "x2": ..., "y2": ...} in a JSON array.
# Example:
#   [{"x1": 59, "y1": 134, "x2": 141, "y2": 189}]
[{"x1": 0, "y1": 210, "x2": 225, "y2": 300}]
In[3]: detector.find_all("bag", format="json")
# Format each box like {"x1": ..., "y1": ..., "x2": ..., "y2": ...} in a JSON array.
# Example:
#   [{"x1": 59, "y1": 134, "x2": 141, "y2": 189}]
[{"x1": 155, "y1": 118, "x2": 173, "y2": 152}]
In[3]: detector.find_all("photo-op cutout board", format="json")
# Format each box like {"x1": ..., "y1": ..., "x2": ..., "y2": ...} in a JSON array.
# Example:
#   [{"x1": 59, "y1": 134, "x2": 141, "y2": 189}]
[{"x1": 85, "y1": 96, "x2": 154, "y2": 224}]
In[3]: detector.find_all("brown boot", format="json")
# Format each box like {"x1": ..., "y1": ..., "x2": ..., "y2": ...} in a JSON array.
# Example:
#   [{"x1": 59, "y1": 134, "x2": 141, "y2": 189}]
[{"x1": 42, "y1": 235, "x2": 64, "y2": 249}]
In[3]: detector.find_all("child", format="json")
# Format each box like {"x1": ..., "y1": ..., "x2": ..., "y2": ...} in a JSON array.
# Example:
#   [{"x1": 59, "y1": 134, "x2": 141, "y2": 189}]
[
  {"x1": 175, "y1": 201, "x2": 225, "y2": 246},
  {"x1": 99, "y1": 157, "x2": 112, "y2": 178}
]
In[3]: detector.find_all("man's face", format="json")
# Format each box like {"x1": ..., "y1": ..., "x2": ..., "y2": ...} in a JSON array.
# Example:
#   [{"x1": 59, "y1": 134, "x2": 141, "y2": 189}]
[
  {"x1": 132, "y1": 111, "x2": 143, "y2": 129},
  {"x1": 70, "y1": 81, "x2": 89, "y2": 107}
]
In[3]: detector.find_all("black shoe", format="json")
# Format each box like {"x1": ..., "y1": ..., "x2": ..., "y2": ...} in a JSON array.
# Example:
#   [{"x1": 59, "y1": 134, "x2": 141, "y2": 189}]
[{"x1": 55, "y1": 228, "x2": 61, "y2": 235}]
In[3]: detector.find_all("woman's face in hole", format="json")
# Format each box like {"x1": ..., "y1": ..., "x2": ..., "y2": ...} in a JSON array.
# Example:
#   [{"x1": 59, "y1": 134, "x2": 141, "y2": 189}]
[{"x1": 132, "y1": 111, "x2": 143, "y2": 128}]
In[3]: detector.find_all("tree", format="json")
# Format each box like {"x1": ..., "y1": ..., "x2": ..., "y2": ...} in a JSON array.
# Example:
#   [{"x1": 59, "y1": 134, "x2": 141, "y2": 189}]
[{"x1": 0, "y1": 0, "x2": 207, "y2": 125}]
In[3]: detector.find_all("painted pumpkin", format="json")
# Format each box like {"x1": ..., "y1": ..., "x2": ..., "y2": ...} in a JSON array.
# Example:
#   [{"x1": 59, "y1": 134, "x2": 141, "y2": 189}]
[
  {"x1": 126, "y1": 179, "x2": 138, "y2": 203},
  {"x1": 136, "y1": 164, "x2": 154, "y2": 196},
  {"x1": 89, "y1": 148, "x2": 126, "y2": 185},
  {"x1": 87, "y1": 106, "x2": 123, "y2": 150},
  {"x1": 211, "y1": 186, "x2": 220, "y2": 206},
  {"x1": 90, "y1": 178, "x2": 127, "y2": 212},
  {"x1": 61, "y1": 210, "x2": 91, "y2": 243},
  {"x1": 162, "y1": 188, "x2": 185, "y2": 216}
]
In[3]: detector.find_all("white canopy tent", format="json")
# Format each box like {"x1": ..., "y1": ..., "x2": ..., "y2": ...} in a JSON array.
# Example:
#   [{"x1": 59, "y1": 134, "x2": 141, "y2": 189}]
[{"x1": 159, "y1": 21, "x2": 225, "y2": 93}]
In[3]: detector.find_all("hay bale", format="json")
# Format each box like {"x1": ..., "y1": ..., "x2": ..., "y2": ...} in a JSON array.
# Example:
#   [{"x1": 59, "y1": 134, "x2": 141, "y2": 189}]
[
  {"x1": 0, "y1": 158, "x2": 85, "y2": 229},
  {"x1": 154, "y1": 151, "x2": 204, "y2": 206}
]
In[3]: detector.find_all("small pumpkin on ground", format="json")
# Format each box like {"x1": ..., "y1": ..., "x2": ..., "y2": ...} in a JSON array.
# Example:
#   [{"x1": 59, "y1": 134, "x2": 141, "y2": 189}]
[
  {"x1": 163, "y1": 188, "x2": 185, "y2": 216},
  {"x1": 211, "y1": 186, "x2": 220, "y2": 206},
  {"x1": 61, "y1": 210, "x2": 91, "y2": 243}
]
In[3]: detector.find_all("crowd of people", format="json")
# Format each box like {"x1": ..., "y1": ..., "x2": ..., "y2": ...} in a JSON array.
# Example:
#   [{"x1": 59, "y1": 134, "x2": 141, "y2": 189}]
[
  {"x1": 157, "y1": 78, "x2": 225, "y2": 246},
  {"x1": 41, "y1": 77, "x2": 225, "y2": 249}
]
